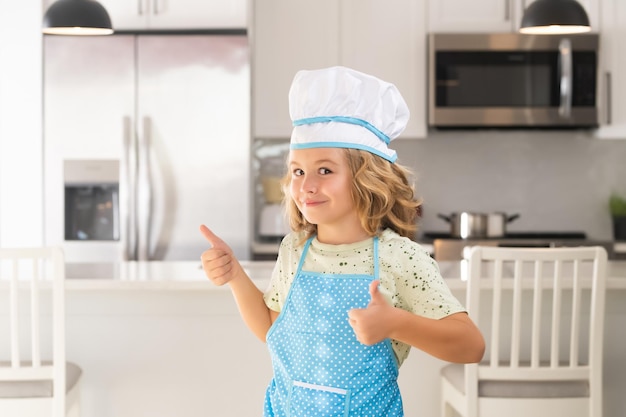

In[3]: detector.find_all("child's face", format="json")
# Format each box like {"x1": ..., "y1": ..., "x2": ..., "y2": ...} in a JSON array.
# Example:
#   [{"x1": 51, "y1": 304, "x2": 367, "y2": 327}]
[{"x1": 288, "y1": 147, "x2": 359, "y2": 232}]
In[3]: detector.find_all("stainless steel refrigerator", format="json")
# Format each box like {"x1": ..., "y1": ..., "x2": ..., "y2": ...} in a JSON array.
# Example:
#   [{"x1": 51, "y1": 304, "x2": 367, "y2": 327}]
[{"x1": 43, "y1": 34, "x2": 250, "y2": 262}]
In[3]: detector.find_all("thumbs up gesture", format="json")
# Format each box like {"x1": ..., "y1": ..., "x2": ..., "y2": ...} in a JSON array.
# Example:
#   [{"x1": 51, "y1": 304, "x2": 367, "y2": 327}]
[
  {"x1": 199, "y1": 224, "x2": 242, "y2": 286},
  {"x1": 348, "y1": 280, "x2": 394, "y2": 346}
]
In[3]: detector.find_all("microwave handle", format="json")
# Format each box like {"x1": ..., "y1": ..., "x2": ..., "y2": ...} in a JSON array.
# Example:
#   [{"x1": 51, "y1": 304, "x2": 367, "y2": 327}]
[
  {"x1": 605, "y1": 72, "x2": 612, "y2": 125},
  {"x1": 558, "y1": 38, "x2": 572, "y2": 118}
]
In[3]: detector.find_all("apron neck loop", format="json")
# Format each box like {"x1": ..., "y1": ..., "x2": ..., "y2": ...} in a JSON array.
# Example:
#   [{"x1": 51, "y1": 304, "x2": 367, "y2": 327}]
[{"x1": 297, "y1": 234, "x2": 380, "y2": 277}]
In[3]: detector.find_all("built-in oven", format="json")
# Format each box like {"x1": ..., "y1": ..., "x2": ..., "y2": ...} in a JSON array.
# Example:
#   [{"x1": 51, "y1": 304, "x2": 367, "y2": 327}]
[{"x1": 428, "y1": 33, "x2": 599, "y2": 128}]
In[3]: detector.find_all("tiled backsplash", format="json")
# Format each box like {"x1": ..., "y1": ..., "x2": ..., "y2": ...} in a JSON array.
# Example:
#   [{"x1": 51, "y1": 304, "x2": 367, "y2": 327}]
[{"x1": 394, "y1": 130, "x2": 626, "y2": 240}]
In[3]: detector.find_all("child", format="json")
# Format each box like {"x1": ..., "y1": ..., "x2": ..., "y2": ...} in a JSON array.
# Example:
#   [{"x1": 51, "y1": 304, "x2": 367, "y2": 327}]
[{"x1": 200, "y1": 66, "x2": 484, "y2": 416}]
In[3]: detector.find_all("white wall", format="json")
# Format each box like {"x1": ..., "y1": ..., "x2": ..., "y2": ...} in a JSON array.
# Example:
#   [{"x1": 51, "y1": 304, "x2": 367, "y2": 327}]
[{"x1": 0, "y1": 1, "x2": 44, "y2": 248}]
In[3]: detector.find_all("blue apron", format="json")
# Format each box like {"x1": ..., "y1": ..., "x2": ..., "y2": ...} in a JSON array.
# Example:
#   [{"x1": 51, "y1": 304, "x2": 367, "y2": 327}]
[{"x1": 264, "y1": 236, "x2": 403, "y2": 416}]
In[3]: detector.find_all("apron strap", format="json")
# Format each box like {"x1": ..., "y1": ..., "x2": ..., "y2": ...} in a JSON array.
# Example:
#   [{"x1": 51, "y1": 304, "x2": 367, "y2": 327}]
[{"x1": 296, "y1": 236, "x2": 315, "y2": 275}]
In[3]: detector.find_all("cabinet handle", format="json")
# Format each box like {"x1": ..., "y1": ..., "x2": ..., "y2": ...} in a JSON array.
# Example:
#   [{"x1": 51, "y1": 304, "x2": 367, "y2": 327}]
[
  {"x1": 505, "y1": 0, "x2": 510, "y2": 21},
  {"x1": 153, "y1": 0, "x2": 159, "y2": 15},
  {"x1": 138, "y1": 0, "x2": 144, "y2": 15},
  {"x1": 605, "y1": 72, "x2": 612, "y2": 125}
]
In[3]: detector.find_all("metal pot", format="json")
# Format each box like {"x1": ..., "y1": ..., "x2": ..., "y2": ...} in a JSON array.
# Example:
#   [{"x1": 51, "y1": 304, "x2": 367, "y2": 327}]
[
  {"x1": 486, "y1": 212, "x2": 520, "y2": 237},
  {"x1": 438, "y1": 212, "x2": 488, "y2": 239},
  {"x1": 438, "y1": 212, "x2": 521, "y2": 238}
]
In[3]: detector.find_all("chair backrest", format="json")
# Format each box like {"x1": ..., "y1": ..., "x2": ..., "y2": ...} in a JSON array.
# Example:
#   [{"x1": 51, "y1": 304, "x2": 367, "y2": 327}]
[
  {"x1": 0, "y1": 247, "x2": 66, "y2": 416},
  {"x1": 464, "y1": 246, "x2": 607, "y2": 412}
]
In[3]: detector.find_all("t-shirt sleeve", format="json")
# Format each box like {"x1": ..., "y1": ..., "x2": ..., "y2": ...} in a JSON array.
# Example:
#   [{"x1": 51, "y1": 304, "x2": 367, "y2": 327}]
[
  {"x1": 262, "y1": 233, "x2": 299, "y2": 313},
  {"x1": 385, "y1": 239, "x2": 465, "y2": 320},
  {"x1": 263, "y1": 258, "x2": 283, "y2": 313}
]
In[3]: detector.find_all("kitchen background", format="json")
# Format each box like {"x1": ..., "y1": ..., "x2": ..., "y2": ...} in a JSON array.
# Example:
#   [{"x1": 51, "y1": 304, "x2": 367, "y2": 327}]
[
  {"x1": 397, "y1": 129, "x2": 626, "y2": 239},
  {"x1": 0, "y1": 2, "x2": 626, "y2": 417},
  {"x1": 1, "y1": 1, "x2": 626, "y2": 258},
  {"x1": 253, "y1": 130, "x2": 626, "y2": 243}
]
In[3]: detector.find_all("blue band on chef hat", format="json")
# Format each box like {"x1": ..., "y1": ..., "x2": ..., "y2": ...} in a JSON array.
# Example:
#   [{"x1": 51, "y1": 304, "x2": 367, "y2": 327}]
[
  {"x1": 293, "y1": 116, "x2": 391, "y2": 145},
  {"x1": 291, "y1": 141, "x2": 397, "y2": 163}
]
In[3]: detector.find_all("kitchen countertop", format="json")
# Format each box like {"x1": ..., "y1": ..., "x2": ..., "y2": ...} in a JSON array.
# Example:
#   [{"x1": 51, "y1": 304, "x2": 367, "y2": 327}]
[
  {"x1": 254, "y1": 240, "x2": 626, "y2": 259},
  {"x1": 60, "y1": 260, "x2": 626, "y2": 291},
  {"x1": 3, "y1": 260, "x2": 625, "y2": 417},
  {"x1": 63, "y1": 261, "x2": 276, "y2": 291}
]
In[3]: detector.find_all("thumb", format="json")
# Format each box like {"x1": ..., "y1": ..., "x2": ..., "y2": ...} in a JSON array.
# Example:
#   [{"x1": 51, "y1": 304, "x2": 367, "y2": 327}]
[
  {"x1": 368, "y1": 280, "x2": 385, "y2": 306},
  {"x1": 199, "y1": 224, "x2": 227, "y2": 250}
]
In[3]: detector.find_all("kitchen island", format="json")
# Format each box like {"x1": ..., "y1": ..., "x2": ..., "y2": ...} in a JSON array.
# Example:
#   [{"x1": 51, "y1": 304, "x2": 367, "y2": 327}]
[{"x1": 2, "y1": 260, "x2": 625, "y2": 417}]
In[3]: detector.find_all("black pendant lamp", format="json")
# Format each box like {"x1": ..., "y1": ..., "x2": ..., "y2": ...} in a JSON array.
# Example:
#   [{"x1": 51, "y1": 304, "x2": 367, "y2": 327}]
[
  {"x1": 43, "y1": 0, "x2": 114, "y2": 35},
  {"x1": 520, "y1": 0, "x2": 590, "y2": 34}
]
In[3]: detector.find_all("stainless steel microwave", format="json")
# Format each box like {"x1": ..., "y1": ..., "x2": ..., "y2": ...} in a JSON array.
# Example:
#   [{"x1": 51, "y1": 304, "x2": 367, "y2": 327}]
[{"x1": 428, "y1": 33, "x2": 599, "y2": 128}]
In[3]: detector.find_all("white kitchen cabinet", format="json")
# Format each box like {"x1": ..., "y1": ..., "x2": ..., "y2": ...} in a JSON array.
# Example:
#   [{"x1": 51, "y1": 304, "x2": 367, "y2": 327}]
[
  {"x1": 428, "y1": 0, "x2": 598, "y2": 33},
  {"x1": 91, "y1": 0, "x2": 246, "y2": 30},
  {"x1": 595, "y1": 0, "x2": 626, "y2": 139},
  {"x1": 252, "y1": 0, "x2": 427, "y2": 139},
  {"x1": 252, "y1": 0, "x2": 340, "y2": 139},
  {"x1": 341, "y1": 0, "x2": 427, "y2": 139},
  {"x1": 428, "y1": 0, "x2": 515, "y2": 32}
]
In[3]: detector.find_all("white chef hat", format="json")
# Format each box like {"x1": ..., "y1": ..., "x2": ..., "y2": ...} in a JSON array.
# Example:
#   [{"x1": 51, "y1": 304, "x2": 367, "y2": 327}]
[{"x1": 288, "y1": 66, "x2": 410, "y2": 163}]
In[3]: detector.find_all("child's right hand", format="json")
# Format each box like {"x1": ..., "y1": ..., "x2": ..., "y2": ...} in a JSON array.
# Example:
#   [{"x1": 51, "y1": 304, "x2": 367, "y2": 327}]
[{"x1": 199, "y1": 224, "x2": 241, "y2": 286}]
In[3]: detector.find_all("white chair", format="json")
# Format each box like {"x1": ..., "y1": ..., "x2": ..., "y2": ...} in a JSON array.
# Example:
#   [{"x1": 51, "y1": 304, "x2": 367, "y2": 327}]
[
  {"x1": 441, "y1": 246, "x2": 607, "y2": 417},
  {"x1": 0, "y1": 247, "x2": 82, "y2": 417}
]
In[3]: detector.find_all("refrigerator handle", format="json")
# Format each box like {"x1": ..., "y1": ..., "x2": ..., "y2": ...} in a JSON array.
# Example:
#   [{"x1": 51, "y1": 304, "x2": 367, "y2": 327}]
[
  {"x1": 137, "y1": 116, "x2": 153, "y2": 261},
  {"x1": 120, "y1": 116, "x2": 137, "y2": 261}
]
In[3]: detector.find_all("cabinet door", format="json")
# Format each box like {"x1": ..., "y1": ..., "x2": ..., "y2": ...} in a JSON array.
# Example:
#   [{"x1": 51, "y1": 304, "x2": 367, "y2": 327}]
[
  {"x1": 341, "y1": 0, "x2": 426, "y2": 138},
  {"x1": 595, "y1": 0, "x2": 626, "y2": 139},
  {"x1": 428, "y1": 0, "x2": 514, "y2": 32},
  {"x1": 99, "y1": 0, "x2": 246, "y2": 30},
  {"x1": 253, "y1": 0, "x2": 340, "y2": 138},
  {"x1": 147, "y1": 0, "x2": 246, "y2": 29},
  {"x1": 97, "y1": 0, "x2": 149, "y2": 30}
]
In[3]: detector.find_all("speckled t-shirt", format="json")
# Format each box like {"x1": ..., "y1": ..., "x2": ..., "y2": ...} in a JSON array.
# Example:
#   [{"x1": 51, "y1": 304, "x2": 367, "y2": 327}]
[{"x1": 263, "y1": 228, "x2": 465, "y2": 366}]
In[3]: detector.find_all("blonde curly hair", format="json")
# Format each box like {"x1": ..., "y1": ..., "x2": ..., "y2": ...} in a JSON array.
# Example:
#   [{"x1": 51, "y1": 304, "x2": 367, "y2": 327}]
[{"x1": 282, "y1": 148, "x2": 421, "y2": 241}]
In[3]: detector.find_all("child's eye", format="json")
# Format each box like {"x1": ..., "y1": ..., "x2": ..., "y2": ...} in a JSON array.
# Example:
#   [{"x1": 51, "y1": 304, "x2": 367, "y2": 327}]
[
  {"x1": 293, "y1": 168, "x2": 304, "y2": 176},
  {"x1": 319, "y1": 168, "x2": 332, "y2": 175}
]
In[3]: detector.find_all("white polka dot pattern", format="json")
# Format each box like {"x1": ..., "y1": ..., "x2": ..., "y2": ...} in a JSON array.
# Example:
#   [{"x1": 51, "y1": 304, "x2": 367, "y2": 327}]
[
  {"x1": 264, "y1": 228, "x2": 465, "y2": 366},
  {"x1": 263, "y1": 238, "x2": 404, "y2": 416}
]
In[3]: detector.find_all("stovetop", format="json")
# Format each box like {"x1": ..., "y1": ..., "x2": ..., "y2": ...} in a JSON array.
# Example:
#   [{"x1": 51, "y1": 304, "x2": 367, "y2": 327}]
[
  {"x1": 420, "y1": 231, "x2": 620, "y2": 261},
  {"x1": 422, "y1": 231, "x2": 587, "y2": 241}
]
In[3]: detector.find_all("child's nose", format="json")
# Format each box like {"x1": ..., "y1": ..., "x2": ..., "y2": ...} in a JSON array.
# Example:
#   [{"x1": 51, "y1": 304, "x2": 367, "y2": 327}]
[{"x1": 301, "y1": 175, "x2": 317, "y2": 193}]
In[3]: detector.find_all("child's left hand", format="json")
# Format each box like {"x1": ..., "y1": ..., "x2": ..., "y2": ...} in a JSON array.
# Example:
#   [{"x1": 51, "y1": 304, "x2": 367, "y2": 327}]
[{"x1": 348, "y1": 280, "x2": 394, "y2": 345}]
